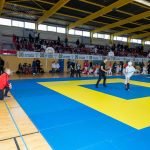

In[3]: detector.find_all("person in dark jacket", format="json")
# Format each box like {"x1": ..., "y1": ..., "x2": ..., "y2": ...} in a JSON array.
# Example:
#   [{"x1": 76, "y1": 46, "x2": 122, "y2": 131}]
[{"x1": 0, "y1": 57, "x2": 5, "y2": 75}]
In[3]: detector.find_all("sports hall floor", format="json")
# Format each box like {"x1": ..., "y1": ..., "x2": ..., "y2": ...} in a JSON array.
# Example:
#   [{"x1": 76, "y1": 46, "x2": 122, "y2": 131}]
[{"x1": 0, "y1": 73, "x2": 150, "y2": 150}]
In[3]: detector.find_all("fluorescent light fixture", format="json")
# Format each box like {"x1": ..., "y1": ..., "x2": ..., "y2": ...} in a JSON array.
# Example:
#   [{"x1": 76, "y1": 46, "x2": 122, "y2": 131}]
[{"x1": 134, "y1": 0, "x2": 150, "y2": 7}]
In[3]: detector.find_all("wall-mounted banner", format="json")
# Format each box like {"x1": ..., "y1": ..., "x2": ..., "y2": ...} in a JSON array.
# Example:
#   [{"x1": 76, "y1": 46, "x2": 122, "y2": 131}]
[{"x1": 17, "y1": 51, "x2": 149, "y2": 62}]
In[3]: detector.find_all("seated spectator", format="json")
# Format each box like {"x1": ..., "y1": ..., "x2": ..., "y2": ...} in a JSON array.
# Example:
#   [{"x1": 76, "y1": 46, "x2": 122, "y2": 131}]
[
  {"x1": 147, "y1": 51, "x2": 150, "y2": 58},
  {"x1": 55, "y1": 61, "x2": 60, "y2": 73},
  {"x1": 108, "y1": 50, "x2": 114, "y2": 57},
  {"x1": 16, "y1": 63, "x2": 23, "y2": 74},
  {"x1": 45, "y1": 46, "x2": 55, "y2": 53},
  {"x1": 107, "y1": 63, "x2": 112, "y2": 76},
  {"x1": 141, "y1": 65, "x2": 147, "y2": 74},
  {"x1": 50, "y1": 61, "x2": 56, "y2": 73}
]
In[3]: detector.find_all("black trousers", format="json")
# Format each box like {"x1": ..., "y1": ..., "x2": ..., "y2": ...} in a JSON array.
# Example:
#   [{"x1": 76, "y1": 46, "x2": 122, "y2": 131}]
[
  {"x1": 0, "y1": 66, "x2": 4, "y2": 75},
  {"x1": 96, "y1": 73, "x2": 106, "y2": 87},
  {"x1": 76, "y1": 70, "x2": 81, "y2": 77},
  {"x1": 0, "y1": 87, "x2": 9, "y2": 100},
  {"x1": 70, "y1": 69, "x2": 75, "y2": 77}
]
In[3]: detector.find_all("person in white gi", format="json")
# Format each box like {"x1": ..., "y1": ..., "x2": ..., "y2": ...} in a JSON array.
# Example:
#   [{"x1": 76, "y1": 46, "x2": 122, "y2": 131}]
[{"x1": 124, "y1": 61, "x2": 135, "y2": 90}]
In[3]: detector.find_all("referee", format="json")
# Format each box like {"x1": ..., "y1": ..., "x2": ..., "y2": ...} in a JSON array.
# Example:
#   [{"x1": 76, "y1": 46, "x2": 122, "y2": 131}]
[{"x1": 96, "y1": 59, "x2": 108, "y2": 88}]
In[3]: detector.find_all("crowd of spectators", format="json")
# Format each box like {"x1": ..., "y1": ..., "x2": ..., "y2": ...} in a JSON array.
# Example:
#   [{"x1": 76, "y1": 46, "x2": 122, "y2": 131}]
[
  {"x1": 12, "y1": 34, "x2": 149, "y2": 58},
  {"x1": 16, "y1": 59, "x2": 44, "y2": 75}
]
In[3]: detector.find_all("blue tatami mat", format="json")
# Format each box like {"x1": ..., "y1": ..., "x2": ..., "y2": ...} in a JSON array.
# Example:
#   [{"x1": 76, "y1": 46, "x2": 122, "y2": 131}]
[{"x1": 10, "y1": 76, "x2": 150, "y2": 150}]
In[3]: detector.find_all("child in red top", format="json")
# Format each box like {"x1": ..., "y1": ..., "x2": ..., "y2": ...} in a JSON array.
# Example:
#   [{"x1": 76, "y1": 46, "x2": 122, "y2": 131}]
[{"x1": 0, "y1": 68, "x2": 11, "y2": 100}]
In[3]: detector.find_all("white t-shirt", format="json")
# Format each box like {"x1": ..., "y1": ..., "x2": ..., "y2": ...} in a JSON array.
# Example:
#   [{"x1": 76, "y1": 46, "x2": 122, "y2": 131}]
[
  {"x1": 55, "y1": 63, "x2": 60, "y2": 69},
  {"x1": 52, "y1": 63, "x2": 56, "y2": 69},
  {"x1": 108, "y1": 51, "x2": 114, "y2": 57}
]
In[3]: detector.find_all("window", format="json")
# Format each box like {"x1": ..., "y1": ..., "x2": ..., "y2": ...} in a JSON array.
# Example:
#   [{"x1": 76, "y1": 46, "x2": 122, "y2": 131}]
[
  {"x1": 137, "y1": 39, "x2": 141, "y2": 44},
  {"x1": 57, "y1": 27, "x2": 66, "y2": 33},
  {"x1": 113, "y1": 36, "x2": 117, "y2": 40},
  {"x1": 145, "y1": 41, "x2": 150, "y2": 45},
  {"x1": 83, "y1": 31, "x2": 90, "y2": 37},
  {"x1": 122, "y1": 37, "x2": 127, "y2": 42},
  {"x1": 131, "y1": 39, "x2": 141, "y2": 44},
  {"x1": 38, "y1": 24, "x2": 47, "y2": 31},
  {"x1": 116, "y1": 36, "x2": 122, "y2": 41},
  {"x1": 114, "y1": 36, "x2": 127, "y2": 42},
  {"x1": 104, "y1": 34, "x2": 110, "y2": 39},
  {"x1": 12, "y1": 20, "x2": 24, "y2": 28},
  {"x1": 25, "y1": 22, "x2": 35, "y2": 29},
  {"x1": 0, "y1": 18, "x2": 11, "y2": 26},
  {"x1": 98, "y1": 34, "x2": 104, "y2": 39},
  {"x1": 93, "y1": 33, "x2": 98, "y2": 38},
  {"x1": 69, "y1": 29, "x2": 75, "y2": 35},
  {"x1": 75, "y1": 30, "x2": 82, "y2": 36},
  {"x1": 48, "y1": 26, "x2": 56, "y2": 32}
]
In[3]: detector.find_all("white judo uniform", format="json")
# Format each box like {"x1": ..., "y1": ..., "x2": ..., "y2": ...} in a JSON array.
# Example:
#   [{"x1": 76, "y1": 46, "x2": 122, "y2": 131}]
[{"x1": 124, "y1": 62, "x2": 135, "y2": 90}]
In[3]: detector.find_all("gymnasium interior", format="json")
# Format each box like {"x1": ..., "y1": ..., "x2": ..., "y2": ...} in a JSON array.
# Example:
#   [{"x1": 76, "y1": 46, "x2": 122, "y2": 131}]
[{"x1": 0, "y1": 0, "x2": 150, "y2": 150}]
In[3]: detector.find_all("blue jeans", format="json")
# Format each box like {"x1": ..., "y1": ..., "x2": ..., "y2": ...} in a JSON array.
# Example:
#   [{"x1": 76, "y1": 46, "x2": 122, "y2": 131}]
[{"x1": 0, "y1": 87, "x2": 9, "y2": 100}]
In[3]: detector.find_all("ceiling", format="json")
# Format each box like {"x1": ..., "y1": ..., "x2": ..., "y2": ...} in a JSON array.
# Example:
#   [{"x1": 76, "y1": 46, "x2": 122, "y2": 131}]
[{"x1": 1, "y1": 0, "x2": 150, "y2": 39}]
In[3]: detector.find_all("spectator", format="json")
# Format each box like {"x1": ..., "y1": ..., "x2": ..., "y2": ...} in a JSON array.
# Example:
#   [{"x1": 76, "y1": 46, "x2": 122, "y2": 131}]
[
  {"x1": 65, "y1": 36, "x2": 68, "y2": 47},
  {"x1": 55, "y1": 61, "x2": 60, "y2": 73},
  {"x1": 141, "y1": 65, "x2": 147, "y2": 74},
  {"x1": 32, "y1": 58, "x2": 37, "y2": 76},
  {"x1": 0, "y1": 68, "x2": 12, "y2": 100},
  {"x1": 147, "y1": 51, "x2": 150, "y2": 58},
  {"x1": 57, "y1": 36, "x2": 60, "y2": 45},
  {"x1": 76, "y1": 39, "x2": 80, "y2": 47},
  {"x1": 148, "y1": 62, "x2": 150, "y2": 74},
  {"x1": 70, "y1": 60, "x2": 75, "y2": 77},
  {"x1": 75, "y1": 61, "x2": 81, "y2": 77},
  {"x1": 51, "y1": 61, "x2": 56, "y2": 73},
  {"x1": 36, "y1": 59, "x2": 41, "y2": 74},
  {"x1": 16, "y1": 63, "x2": 23, "y2": 74},
  {"x1": 67, "y1": 59, "x2": 71, "y2": 73},
  {"x1": 0, "y1": 57, "x2": 5, "y2": 75},
  {"x1": 108, "y1": 50, "x2": 114, "y2": 57}
]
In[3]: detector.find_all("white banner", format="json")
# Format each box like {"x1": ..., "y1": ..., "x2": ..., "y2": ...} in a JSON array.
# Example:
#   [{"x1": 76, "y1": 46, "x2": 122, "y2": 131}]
[{"x1": 17, "y1": 51, "x2": 149, "y2": 62}]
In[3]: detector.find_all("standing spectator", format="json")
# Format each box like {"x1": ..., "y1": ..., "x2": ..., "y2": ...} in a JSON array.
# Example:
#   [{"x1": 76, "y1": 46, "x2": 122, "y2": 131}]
[
  {"x1": 57, "y1": 36, "x2": 60, "y2": 45},
  {"x1": 36, "y1": 59, "x2": 41, "y2": 74},
  {"x1": 67, "y1": 59, "x2": 71, "y2": 73},
  {"x1": 120, "y1": 61, "x2": 124, "y2": 75},
  {"x1": 0, "y1": 68, "x2": 12, "y2": 100},
  {"x1": 148, "y1": 62, "x2": 150, "y2": 74},
  {"x1": 75, "y1": 61, "x2": 81, "y2": 78},
  {"x1": 76, "y1": 39, "x2": 80, "y2": 47},
  {"x1": 70, "y1": 61, "x2": 75, "y2": 77},
  {"x1": 0, "y1": 57, "x2": 5, "y2": 75},
  {"x1": 32, "y1": 58, "x2": 37, "y2": 75},
  {"x1": 65, "y1": 36, "x2": 68, "y2": 47}
]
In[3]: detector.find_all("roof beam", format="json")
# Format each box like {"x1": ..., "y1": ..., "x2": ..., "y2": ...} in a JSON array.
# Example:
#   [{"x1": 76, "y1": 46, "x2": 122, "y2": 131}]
[
  {"x1": 143, "y1": 37, "x2": 150, "y2": 41},
  {"x1": 92, "y1": 11, "x2": 150, "y2": 33},
  {"x1": 37, "y1": 0, "x2": 70, "y2": 24},
  {"x1": 131, "y1": 32, "x2": 150, "y2": 39},
  {"x1": 0, "y1": 0, "x2": 5, "y2": 15},
  {"x1": 114, "y1": 24, "x2": 150, "y2": 36},
  {"x1": 68, "y1": 0, "x2": 133, "y2": 29}
]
